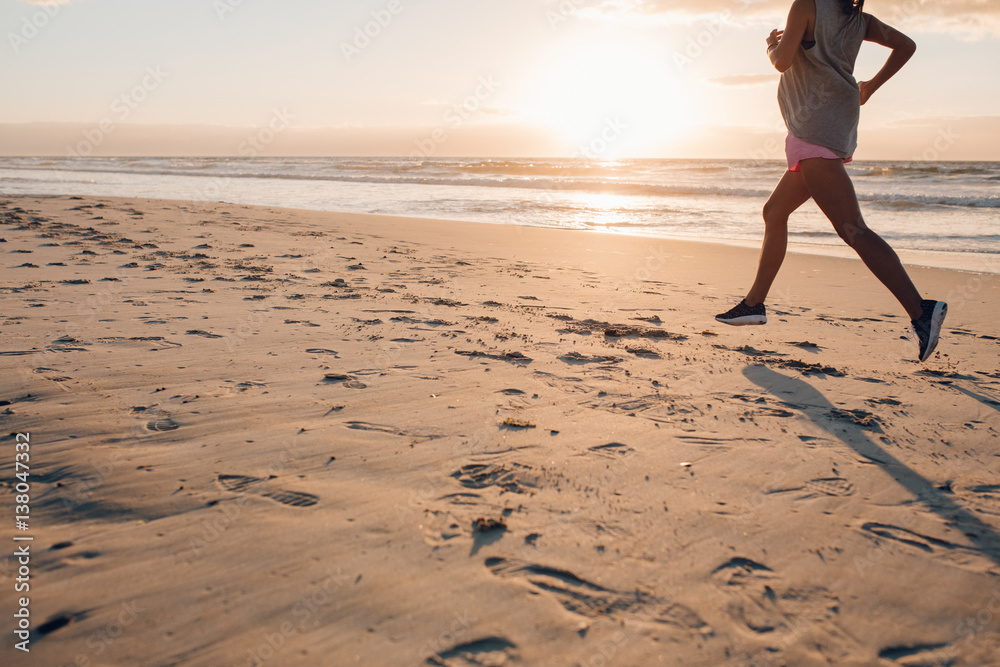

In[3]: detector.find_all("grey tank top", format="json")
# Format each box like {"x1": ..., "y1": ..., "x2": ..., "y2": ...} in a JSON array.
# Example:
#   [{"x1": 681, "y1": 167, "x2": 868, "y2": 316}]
[{"x1": 777, "y1": 0, "x2": 867, "y2": 158}]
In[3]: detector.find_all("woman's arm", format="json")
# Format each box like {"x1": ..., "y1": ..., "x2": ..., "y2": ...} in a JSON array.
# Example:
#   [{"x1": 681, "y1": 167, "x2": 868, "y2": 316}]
[
  {"x1": 858, "y1": 14, "x2": 916, "y2": 105},
  {"x1": 767, "y1": 0, "x2": 813, "y2": 73}
]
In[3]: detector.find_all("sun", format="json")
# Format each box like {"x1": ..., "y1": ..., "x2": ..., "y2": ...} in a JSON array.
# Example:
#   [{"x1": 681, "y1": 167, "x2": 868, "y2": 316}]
[{"x1": 525, "y1": 35, "x2": 691, "y2": 157}]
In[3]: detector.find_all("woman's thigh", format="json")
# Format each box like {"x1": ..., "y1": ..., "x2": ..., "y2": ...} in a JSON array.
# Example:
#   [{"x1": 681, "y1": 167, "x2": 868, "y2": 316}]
[
  {"x1": 764, "y1": 168, "x2": 811, "y2": 221},
  {"x1": 797, "y1": 158, "x2": 868, "y2": 243}
]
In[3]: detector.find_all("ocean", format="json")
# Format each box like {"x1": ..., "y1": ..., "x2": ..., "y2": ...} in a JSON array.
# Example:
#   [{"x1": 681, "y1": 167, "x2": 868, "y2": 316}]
[{"x1": 2, "y1": 156, "x2": 998, "y2": 272}]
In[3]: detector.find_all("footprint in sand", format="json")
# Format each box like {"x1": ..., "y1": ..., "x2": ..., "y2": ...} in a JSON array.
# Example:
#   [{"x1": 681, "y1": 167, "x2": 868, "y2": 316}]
[
  {"x1": 62, "y1": 550, "x2": 102, "y2": 563},
  {"x1": 345, "y1": 421, "x2": 404, "y2": 435},
  {"x1": 186, "y1": 329, "x2": 223, "y2": 339},
  {"x1": 496, "y1": 388, "x2": 533, "y2": 410},
  {"x1": 805, "y1": 477, "x2": 855, "y2": 497},
  {"x1": 424, "y1": 637, "x2": 519, "y2": 666},
  {"x1": 711, "y1": 557, "x2": 840, "y2": 640},
  {"x1": 420, "y1": 484, "x2": 514, "y2": 549},
  {"x1": 342, "y1": 421, "x2": 441, "y2": 440},
  {"x1": 486, "y1": 557, "x2": 711, "y2": 634},
  {"x1": 145, "y1": 418, "x2": 180, "y2": 432},
  {"x1": 624, "y1": 346, "x2": 661, "y2": 359},
  {"x1": 585, "y1": 442, "x2": 635, "y2": 459},
  {"x1": 877, "y1": 641, "x2": 962, "y2": 665},
  {"x1": 452, "y1": 462, "x2": 551, "y2": 495},
  {"x1": 420, "y1": 508, "x2": 467, "y2": 548},
  {"x1": 953, "y1": 482, "x2": 1000, "y2": 517},
  {"x1": 48, "y1": 541, "x2": 102, "y2": 565},
  {"x1": 455, "y1": 350, "x2": 533, "y2": 365},
  {"x1": 559, "y1": 351, "x2": 623, "y2": 365},
  {"x1": 216, "y1": 474, "x2": 318, "y2": 508},
  {"x1": 427, "y1": 297, "x2": 466, "y2": 307},
  {"x1": 323, "y1": 374, "x2": 367, "y2": 389},
  {"x1": 35, "y1": 611, "x2": 89, "y2": 638},
  {"x1": 859, "y1": 522, "x2": 977, "y2": 558},
  {"x1": 674, "y1": 435, "x2": 745, "y2": 450},
  {"x1": 769, "y1": 477, "x2": 855, "y2": 499},
  {"x1": 587, "y1": 392, "x2": 699, "y2": 424}
]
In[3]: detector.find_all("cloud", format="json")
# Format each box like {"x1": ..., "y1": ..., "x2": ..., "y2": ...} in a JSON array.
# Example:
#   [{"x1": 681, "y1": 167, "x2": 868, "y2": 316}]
[
  {"x1": 573, "y1": 0, "x2": 1000, "y2": 36},
  {"x1": 708, "y1": 73, "x2": 778, "y2": 87},
  {"x1": 479, "y1": 107, "x2": 518, "y2": 117}
]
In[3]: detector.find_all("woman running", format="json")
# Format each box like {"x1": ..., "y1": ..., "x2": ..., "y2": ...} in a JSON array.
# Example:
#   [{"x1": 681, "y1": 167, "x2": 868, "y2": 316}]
[{"x1": 715, "y1": 0, "x2": 947, "y2": 362}]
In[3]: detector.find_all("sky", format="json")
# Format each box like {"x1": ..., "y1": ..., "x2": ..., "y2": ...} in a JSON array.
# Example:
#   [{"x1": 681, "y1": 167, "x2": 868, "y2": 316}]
[{"x1": 1, "y1": 0, "x2": 998, "y2": 159}]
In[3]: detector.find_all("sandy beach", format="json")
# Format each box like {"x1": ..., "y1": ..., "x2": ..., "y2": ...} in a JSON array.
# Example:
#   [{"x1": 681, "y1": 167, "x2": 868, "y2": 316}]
[{"x1": 2, "y1": 194, "x2": 999, "y2": 666}]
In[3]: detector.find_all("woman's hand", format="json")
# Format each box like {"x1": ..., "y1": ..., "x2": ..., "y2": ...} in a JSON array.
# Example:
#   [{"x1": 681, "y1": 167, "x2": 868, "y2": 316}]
[
  {"x1": 858, "y1": 80, "x2": 875, "y2": 105},
  {"x1": 767, "y1": 28, "x2": 784, "y2": 49}
]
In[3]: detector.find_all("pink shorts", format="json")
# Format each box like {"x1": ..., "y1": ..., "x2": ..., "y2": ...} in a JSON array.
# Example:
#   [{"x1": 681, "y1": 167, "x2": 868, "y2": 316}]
[{"x1": 785, "y1": 133, "x2": 853, "y2": 172}]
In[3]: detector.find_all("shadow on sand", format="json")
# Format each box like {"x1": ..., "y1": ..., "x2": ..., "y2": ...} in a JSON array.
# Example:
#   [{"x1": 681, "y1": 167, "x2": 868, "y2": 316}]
[{"x1": 743, "y1": 364, "x2": 1000, "y2": 570}]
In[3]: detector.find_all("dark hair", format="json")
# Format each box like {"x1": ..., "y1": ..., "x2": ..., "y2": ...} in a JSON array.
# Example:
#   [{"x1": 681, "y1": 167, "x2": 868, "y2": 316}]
[{"x1": 839, "y1": 0, "x2": 865, "y2": 13}]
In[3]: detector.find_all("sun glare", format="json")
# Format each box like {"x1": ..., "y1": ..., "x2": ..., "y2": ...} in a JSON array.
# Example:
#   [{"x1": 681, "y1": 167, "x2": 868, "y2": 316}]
[{"x1": 526, "y1": 36, "x2": 692, "y2": 157}]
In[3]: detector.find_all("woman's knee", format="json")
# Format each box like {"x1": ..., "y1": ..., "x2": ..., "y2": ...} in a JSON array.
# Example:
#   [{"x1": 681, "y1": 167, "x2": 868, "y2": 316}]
[
  {"x1": 762, "y1": 200, "x2": 788, "y2": 229},
  {"x1": 834, "y1": 216, "x2": 868, "y2": 247}
]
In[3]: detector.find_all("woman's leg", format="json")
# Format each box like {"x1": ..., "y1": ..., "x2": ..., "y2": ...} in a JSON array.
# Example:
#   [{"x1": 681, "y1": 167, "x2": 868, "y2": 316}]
[
  {"x1": 797, "y1": 157, "x2": 923, "y2": 320},
  {"x1": 745, "y1": 169, "x2": 812, "y2": 306}
]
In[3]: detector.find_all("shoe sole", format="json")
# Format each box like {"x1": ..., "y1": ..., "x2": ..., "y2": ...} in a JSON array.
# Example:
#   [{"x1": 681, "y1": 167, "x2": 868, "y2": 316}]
[
  {"x1": 917, "y1": 301, "x2": 947, "y2": 362},
  {"x1": 715, "y1": 315, "x2": 767, "y2": 326}
]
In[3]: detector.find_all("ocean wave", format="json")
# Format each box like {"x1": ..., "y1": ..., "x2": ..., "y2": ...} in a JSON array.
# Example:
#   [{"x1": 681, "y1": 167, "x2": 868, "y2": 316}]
[
  {"x1": 793, "y1": 230, "x2": 839, "y2": 237},
  {"x1": 863, "y1": 194, "x2": 1000, "y2": 209},
  {"x1": 2, "y1": 161, "x2": 776, "y2": 199},
  {"x1": 456, "y1": 160, "x2": 627, "y2": 178},
  {"x1": 851, "y1": 163, "x2": 999, "y2": 178},
  {"x1": 2, "y1": 156, "x2": 778, "y2": 180},
  {"x1": 3, "y1": 158, "x2": 998, "y2": 211}
]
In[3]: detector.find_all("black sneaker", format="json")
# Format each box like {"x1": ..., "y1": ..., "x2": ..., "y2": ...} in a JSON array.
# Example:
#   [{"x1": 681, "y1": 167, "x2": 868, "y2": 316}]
[
  {"x1": 716, "y1": 299, "x2": 766, "y2": 326},
  {"x1": 912, "y1": 299, "x2": 947, "y2": 362}
]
